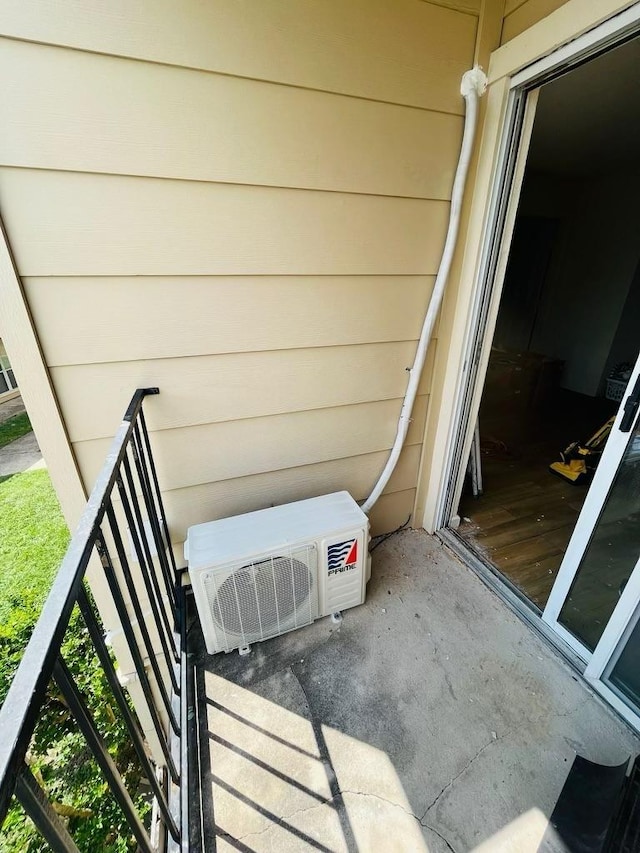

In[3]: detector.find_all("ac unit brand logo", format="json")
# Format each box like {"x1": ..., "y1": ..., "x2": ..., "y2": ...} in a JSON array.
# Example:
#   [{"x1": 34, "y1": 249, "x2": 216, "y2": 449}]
[{"x1": 327, "y1": 539, "x2": 358, "y2": 576}]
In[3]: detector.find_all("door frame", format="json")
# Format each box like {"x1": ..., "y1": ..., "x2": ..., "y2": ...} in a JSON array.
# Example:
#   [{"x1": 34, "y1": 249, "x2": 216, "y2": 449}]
[{"x1": 422, "y1": 0, "x2": 640, "y2": 535}]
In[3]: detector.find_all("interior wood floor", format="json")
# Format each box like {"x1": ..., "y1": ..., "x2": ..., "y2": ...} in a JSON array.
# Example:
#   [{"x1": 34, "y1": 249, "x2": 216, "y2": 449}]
[
  {"x1": 457, "y1": 390, "x2": 617, "y2": 610},
  {"x1": 458, "y1": 455, "x2": 584, "y2": 609}
]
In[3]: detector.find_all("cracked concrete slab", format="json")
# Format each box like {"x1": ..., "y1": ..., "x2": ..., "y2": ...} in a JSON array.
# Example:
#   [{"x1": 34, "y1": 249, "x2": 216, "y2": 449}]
[{"x1": 193, "y1": 530, "x2": 638, "y2": 852}]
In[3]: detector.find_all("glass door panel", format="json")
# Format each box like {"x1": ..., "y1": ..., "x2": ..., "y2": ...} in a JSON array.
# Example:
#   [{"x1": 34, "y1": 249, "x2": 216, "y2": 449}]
[
  {"x1": 604, "y1": 607, "x2": 640, "y2": 711},
  {"x1": 558, "y1": 415, "x2": 640, "y2": 650},
  {"x1": 543, "y1": 352, "x2": 640, "y2": 660}
]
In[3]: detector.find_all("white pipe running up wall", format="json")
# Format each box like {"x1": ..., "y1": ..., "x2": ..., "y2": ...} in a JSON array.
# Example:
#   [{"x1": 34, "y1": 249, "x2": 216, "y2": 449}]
[{"x1": 362, "y1": 66, "x2": 488, "y2": 515}]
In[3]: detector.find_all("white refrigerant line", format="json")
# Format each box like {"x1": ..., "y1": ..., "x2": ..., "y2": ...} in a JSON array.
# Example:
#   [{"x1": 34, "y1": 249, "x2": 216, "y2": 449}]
[{"x1": 362, "y1": 66, "x2": 488, "y2": 515}]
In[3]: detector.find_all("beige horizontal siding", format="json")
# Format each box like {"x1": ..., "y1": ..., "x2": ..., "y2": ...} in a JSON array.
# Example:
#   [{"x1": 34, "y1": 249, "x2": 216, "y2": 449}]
[
  {"x1": 0, "y1": 0, "x2": 480, "y2": 541},
  {"x1": 25, "y1": 276, "x2": 436, "y2": 366},
  {"x1": 0, "y1": 169, "x2": 450, "y2": 278},
  {"x1": 369, "y1": 490, "x2": 417, "y2": 537},
  {"x1": 169, "y1": 489, "x2": 417, "y2": 564},
  {"x1": 151, "y1": 446, "x2": 422, "y2": 544},
  {"x1": 501, "y1": 0, "x2": 570, "y2": 42},
  {"x1": 503, "y1": 0, "x2": 527, "y2": 12},
  {"x1": 50, "y1": 342, "x2": 436, "y2": 442},
  {"x1": 105, "y1": 444, "x2": 420, "y2": 563},
  {"x1": 0, "y1": 0, "x2": 477, "y2": 113},
  {"x1": 0, "y1": 39, "x2": 463, "y2": 199},
  {"x1": 73, "y1": 396, "x2": 428, "y2": 493}
]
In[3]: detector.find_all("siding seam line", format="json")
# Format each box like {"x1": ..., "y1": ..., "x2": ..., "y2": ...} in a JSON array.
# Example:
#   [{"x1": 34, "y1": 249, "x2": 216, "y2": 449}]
[
  {"x1": 0, "y1": 164, "x2": 459, "y2": 204},
  {"x1": 25, "y1": 273, "x2": 438, "y2": 281},
  {"x1": 125, "y1": 464, "x2": 421, "y2": 502},
  {"x1": 418, "y1": 0, "x2": 480, "y2": 16},
  {"x1": 69, "y1": 394, "x2": 432, "y2": 445},
  {"x1": 0, "y1": 34, "x2": 470, "y2": 118},
  {"x1": 46, "y1": 337, "x2": 439, "y2": 369}
]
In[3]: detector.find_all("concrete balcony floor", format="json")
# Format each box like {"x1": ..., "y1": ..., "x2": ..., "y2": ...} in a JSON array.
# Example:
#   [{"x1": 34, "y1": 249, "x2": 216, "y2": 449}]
[{"x1": 189, "y1": 530, "x2": 638, "y2": 852}]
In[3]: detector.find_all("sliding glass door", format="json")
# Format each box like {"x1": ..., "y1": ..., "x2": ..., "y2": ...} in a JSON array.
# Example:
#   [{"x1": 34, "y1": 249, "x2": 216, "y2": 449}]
[{"x1": 544, "y1": 351, "x2": 640, "y2": 726}]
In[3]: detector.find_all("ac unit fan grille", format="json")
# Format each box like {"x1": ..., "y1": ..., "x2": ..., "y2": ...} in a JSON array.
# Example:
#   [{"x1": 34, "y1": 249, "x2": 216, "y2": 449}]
[{"x1": 202, "y1": 546, "x2": 317, "y2": 650}]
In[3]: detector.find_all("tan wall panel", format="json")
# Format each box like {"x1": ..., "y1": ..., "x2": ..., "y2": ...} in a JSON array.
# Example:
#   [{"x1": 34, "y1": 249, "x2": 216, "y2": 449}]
[
  {"x1": 1, "y1": 40, "x2": 463, "y2": 200},
  {"x1": 501, "y1": 0, "x2": 569, "y2": 42},
  {"x1": 50, "y1": 342, "x2": 436, "y2": 441},
  {"x1": 73, "y1": 395, "x2": 428, "y2": 492},
  {"x1": 0, "y1": 0, "x2": 477, "y2": 113},
  {"x1": 503, "y1": 0, "x2": 527, "y2": 13},
  {"x1": 154, "y1": 444, "x2": 422, "y2": 544},
  {"x1": 25, "y1": 275, "x2": 435, "y2": 367},
  {"x1": 368, "y1": 489, "x2": 417, "y2": 536},
  {"x1": 0, "y1": 169, "x2": 450, "y2": 278}
]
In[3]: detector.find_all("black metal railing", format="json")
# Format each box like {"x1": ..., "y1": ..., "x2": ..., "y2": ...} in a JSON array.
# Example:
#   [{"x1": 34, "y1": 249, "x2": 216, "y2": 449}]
[{"x1": 0, "y1": 388, "x2": 187, "y2": 852}]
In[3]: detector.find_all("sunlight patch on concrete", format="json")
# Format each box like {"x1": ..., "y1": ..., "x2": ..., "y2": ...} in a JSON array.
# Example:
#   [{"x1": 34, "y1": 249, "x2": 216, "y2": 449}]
[{"x1": 205, "y1": 669, "x2": 429, "y2": 852}]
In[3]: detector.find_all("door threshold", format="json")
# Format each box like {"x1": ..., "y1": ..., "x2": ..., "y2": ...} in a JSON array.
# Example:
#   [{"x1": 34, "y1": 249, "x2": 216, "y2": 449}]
[{"x1": 438, "y1": 527, "x2": 588, "y2": 675}]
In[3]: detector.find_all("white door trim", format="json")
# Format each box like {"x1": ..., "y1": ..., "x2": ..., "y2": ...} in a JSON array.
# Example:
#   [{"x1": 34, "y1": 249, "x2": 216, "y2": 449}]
[
  {"x1": 509, "y1": 1, "x2": 640, "y2": 89},
  {"x1": 434, "y1": 86, "x2": 539, "y2": 530},
  {"x1": 423, "y1": 0, "x2": 640, "y2": 534},
  {"x1": 490, "y1": 0, "x2": 640, "y2": 84}
]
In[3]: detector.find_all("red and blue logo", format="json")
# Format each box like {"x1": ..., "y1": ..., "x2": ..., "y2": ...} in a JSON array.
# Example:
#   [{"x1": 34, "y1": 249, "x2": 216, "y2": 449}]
[{"x1": 327, "y1": 539, "x2": 358, "y2": 575}]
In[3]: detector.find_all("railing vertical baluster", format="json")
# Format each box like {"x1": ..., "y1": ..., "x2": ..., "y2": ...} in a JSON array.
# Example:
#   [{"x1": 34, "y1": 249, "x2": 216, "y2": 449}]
[
  {"x1": 125, "y1": 443, "x2": 178, "y2": 659},
  {"x1": 131, "y1": 423, "x2": 177, "y2": 614},
  {"x1": 52, "y1": 657, "x2": 154, "y2": 853},
  {"x1": 96, "y1": 530, "x2": 180, "y2": 782},
  {"x1": 105, "y1": 501, "x2": 180, "y2": 735},
  {"x1": 117, "y1": 454, "x2": 179, "y2": 690},
  {"x1": 76, "y1": 586, "x2": 180, "y2": 842},
  {"x1": 179, "y1": 586, "x2": 191, "y2": 853},
  {"x1": 15, "y1": 765, "x2": 81, "y2": 853},
  {"x1": 136, "y1": 413, "x2": 179, "y2": 598}
]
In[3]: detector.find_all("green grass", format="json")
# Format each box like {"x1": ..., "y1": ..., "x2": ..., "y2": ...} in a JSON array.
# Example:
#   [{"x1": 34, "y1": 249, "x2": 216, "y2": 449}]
[
  {"x1": 0, "y1": 412, "x2": 32, "y2": 449},
  {"x1": 0, "y1": 468, "x2": 69, "y2": 622}
]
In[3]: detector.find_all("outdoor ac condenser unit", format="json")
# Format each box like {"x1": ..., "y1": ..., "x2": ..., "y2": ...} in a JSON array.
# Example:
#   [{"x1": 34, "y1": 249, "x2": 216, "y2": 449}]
[{"x1": 184, "y1": 492, "x2": 370, "y2": 655}]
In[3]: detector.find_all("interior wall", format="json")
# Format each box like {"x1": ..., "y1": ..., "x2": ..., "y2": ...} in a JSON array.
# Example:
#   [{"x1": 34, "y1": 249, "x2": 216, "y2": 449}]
[
  {"x1": 528, "y1": 167, "x2": 640, "y2": 396},
  {"x1": 0, "y1": 0, "x2": 485, "y2": 541}
]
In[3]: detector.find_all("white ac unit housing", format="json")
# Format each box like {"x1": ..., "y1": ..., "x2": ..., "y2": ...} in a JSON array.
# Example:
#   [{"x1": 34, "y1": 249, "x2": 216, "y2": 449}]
[{"x1": 184, "y1": 492, "x2": 370, "y2": 655}]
